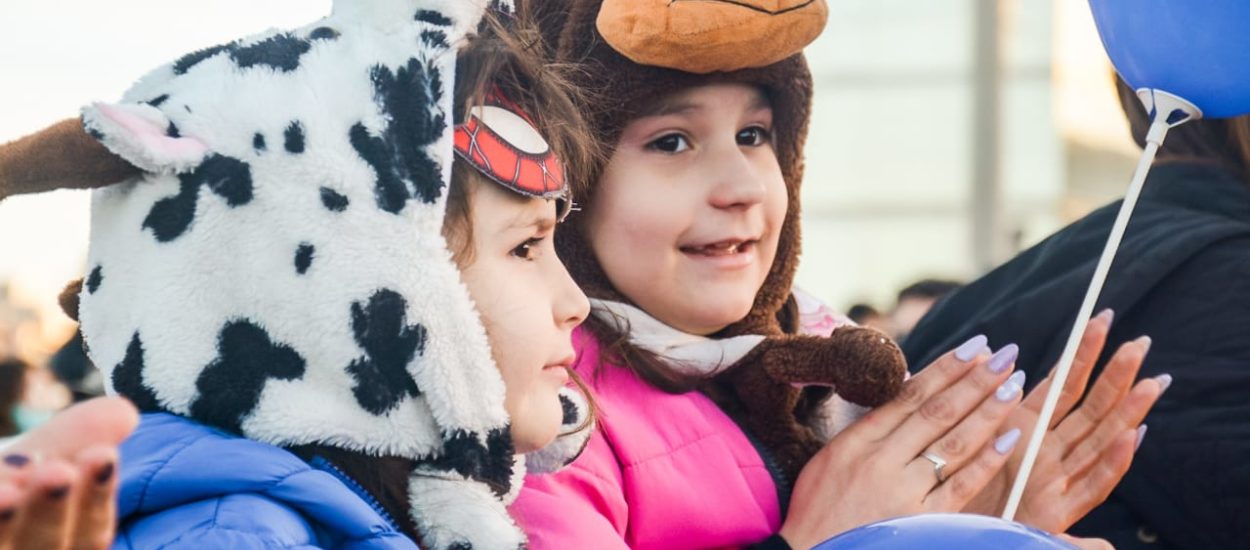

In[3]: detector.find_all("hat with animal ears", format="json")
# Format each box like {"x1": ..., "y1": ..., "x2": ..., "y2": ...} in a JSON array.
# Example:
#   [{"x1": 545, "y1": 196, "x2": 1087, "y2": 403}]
[{"x1": 0, "y1": 1, "x2": 591, "y2": 547}]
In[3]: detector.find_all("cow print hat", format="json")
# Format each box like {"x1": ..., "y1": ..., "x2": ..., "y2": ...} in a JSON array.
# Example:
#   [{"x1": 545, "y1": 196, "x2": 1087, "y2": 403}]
[{"x1": 0, "y1": 0, "x2": 590, "y2": 547}]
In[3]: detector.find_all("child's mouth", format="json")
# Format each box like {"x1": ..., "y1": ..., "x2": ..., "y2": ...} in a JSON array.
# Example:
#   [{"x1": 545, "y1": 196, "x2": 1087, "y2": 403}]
[{"x1": 680, "y1": 239, "x2": 756, "y2": 257}]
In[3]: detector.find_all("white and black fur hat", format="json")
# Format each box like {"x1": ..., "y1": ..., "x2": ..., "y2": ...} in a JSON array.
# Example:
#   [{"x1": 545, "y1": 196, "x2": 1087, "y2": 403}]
[{"x1": 0, "y1": 0, "x2": 591, "y2": 547}]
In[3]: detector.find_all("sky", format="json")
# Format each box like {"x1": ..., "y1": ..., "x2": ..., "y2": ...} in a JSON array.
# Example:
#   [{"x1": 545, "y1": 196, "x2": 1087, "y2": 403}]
[{"x1": 0, "y1": 1, "x2": 331, "y2": 321}]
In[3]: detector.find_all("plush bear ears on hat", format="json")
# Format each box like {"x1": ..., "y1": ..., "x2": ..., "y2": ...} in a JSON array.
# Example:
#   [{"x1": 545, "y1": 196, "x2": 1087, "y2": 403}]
[{"x1": 596, "y1": 0, "x2": 828, "y2": 74}]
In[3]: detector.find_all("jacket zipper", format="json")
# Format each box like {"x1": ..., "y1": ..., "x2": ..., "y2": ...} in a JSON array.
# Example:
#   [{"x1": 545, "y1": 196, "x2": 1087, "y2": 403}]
[{"x1": 309, "y1": 455, "x2": 404, "y2": 533}]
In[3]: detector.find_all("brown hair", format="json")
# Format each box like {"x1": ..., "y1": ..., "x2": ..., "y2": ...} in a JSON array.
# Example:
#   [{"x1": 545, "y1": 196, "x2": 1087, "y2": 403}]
[
  {"x1": 1116, "y1": 76, "x2": 1250, "y2": 183},
  {"x1": 297, "y1": 11, "x2": 600, "y2": 545}
]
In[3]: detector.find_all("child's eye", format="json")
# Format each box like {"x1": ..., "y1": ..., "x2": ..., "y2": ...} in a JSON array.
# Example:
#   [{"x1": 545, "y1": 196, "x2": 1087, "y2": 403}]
[
  {"x1": 647, "y1": 133, "x2": 691, "y2": 154},
  {"x1": 737, "y1": 126, "x2": 771, "y2": 147},
  {"x1": 511, "y1": 237, "x2": 544, "y2": 261}
]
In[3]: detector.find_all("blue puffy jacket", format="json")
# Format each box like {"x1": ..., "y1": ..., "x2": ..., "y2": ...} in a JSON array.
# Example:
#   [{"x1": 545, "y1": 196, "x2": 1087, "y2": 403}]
[{"x1": 114, "y1": 413, "x2": 418, "y2": 549}]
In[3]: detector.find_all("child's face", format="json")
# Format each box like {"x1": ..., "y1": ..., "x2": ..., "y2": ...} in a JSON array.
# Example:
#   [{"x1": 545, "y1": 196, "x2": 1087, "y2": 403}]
[
  {"x1": 457, "y1": 181, "x2": 590, "y2": 454},
  {"x1": 586, "y1": 84, "x2": 787, "y2": 335}
]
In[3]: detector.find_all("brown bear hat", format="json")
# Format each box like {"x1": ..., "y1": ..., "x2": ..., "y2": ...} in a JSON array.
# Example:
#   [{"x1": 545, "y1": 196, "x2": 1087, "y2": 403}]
[{"x1": 525, "y1": 0, "x2": 908, "y2": 482}]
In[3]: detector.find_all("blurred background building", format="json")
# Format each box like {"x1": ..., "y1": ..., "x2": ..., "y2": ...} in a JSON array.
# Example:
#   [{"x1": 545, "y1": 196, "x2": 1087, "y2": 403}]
[{"x1": 0, "y1": 0, "x2": 1144, "y2": 405}]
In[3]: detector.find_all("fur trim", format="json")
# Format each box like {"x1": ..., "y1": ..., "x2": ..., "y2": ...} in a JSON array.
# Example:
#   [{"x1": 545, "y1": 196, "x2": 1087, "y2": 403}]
[
  {"x1": 408, "y1": 471, "x2": 527, "y2": 549},
  {"x1": 524, "y1": 386, "x2": 594, "y2": 474}
]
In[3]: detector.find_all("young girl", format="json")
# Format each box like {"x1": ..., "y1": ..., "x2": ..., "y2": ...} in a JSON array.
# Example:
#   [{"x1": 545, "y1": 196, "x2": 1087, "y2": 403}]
[
  {"x1": 0, "y1": 2, "x2": 596, "y2": 548},
  {"x1": 511, "y1": 1, "x2": 1167, "y2": 548}
]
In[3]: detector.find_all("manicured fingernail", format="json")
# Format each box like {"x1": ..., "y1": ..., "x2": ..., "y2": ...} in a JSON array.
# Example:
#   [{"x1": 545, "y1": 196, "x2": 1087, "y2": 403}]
[
  {"x1": 995, "y1": 428, "x2": 1022, "y2": 454},
  {"x1": 988, "y1": 344, "x2": 1019, "y2": 374},
  {"x1": 46, "y1": 485, "x2": 70, "y2": 500},
  {"x1": 1154, "y1": 373, "x2": 1173, "y2": 394},
  {"x1": 996, "y1": 370, "x2": 1027, "y2": 401},
  {"x1": 1135, "y1": 424, "x2": 1148, "y2": 451},
  {"x1": 95, "y1": 462, "x2": 115, "y2": 485},
  {"x1": 1096, "y1": 309, "x2": 1115, "y2": 324},
  {"x1": 3, "y1": 454, "x2": 29, "y2": 468},
  {"x1": 955, "y1": 335, "x2": 989, "y2": 362},
  {"x1": 1138, "y1": 335, "x2": 1153, "y2": 352}
]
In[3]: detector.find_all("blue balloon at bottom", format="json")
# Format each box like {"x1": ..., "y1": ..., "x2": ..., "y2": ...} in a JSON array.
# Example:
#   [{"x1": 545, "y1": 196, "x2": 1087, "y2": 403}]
[{"x1": 814, "y1": 514, "x2": 1075, "y2": 549}]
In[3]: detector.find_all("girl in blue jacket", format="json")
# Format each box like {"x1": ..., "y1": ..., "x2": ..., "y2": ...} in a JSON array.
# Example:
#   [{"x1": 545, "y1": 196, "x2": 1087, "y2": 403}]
[{"x1": 0, "y1": 1, "x2": 597, "y2": 548}]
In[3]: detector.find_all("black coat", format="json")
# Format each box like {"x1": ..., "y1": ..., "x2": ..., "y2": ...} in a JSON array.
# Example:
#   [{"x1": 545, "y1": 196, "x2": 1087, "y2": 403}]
[{"x1": 902, "y1": 163, "x2": 1250, "y2": 549}]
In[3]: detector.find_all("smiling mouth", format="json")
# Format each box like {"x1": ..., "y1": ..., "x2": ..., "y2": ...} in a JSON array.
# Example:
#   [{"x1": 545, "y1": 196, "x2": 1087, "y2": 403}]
[
  {"x1": 681, "y1": 239, "x2": 758, "y2": 256},
  {"x1": 670, "y1": 0, "x2": 818, "y2": 16}
]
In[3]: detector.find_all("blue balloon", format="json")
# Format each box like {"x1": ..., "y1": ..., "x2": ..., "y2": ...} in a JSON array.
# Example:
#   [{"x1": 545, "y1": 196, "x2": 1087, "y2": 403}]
[
  {"x1": 813, "y1": 513, "x2": 1075, "y2": 549},
  {"x1": 1089, "y1": 0, "x2": 1250, "y2": 118}
]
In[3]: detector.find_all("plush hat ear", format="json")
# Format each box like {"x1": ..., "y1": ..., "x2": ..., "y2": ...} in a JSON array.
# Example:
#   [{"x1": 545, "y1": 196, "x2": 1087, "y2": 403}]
[
  {"x1": 0, "y1": 118, "x2": 141, "y2": 202},
  {"x1": 81, "y1": 102, "x2": 208, "y2": 174},
  {"x1": 596, "y1": 0, "x2": 828, "y2": 74}
]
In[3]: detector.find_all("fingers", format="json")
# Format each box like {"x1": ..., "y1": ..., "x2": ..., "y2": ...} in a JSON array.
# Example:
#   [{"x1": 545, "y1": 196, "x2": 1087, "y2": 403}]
[
  {"x1": 0, "y1": 482, "x2": 24, "y2": 550},
  {"x1": 8, "y1": 397, "x2": 138, "y2": 463},
  {"x1": 1052, "y1": 337, "x2": 1154, "y2": 457},
  {"x1": 1053, "y1": 428, "x2": 1138, "y2": 532},
  {"x1": 855, "y1": 335, "x2": 990, "y2": 441},
  {"x1": 68, "y1": 447, "x2": 118, "y2": 550},
  {"x1": 1024, "y1": 310, "x2": 1114, "y2": 424},
  {"x1": 889, "y1": 344, "x2": 1019, "y2": 459},
  {"x1": 1057, "y1": 534, "x2": 1116, "y2": 550},
  {"x1": 906, "y1": 368, "x2": 1027, "y2": 491},
  {"x1": 10, "y1": 460, "x2": 79, "y2": 550},
  {"x1": 923, "y1": 427, "x2": 1022, "y2": 512},
  {"x1": 1060, "y1": 374, "x2": 1163, "y2": 479}
]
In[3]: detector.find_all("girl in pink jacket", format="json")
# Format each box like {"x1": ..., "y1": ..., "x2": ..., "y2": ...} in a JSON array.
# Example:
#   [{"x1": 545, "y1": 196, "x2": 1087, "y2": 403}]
[{"x1": 510, "y1": 1, "x2": 1169, "y2": 548}]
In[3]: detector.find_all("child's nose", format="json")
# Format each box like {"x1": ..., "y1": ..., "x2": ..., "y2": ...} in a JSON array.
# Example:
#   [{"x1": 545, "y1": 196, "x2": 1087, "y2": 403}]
[
  {"x1": 707, "y1": 148, "x2": 766, "y2": 209},
  {"x1": 551, "y1": 262, "x2": 590, "y2": 330}
]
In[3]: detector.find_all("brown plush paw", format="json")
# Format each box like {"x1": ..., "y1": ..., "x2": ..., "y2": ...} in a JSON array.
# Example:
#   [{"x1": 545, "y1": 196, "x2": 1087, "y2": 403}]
[{"x1": 762, "y1": 327, "x2": 907, "y2": 408}]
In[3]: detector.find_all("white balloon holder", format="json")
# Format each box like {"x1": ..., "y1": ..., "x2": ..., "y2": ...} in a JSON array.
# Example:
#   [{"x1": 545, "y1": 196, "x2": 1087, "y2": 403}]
[{"x1": 1000, "y1": 88, "x2": 1200, "y2": 521}]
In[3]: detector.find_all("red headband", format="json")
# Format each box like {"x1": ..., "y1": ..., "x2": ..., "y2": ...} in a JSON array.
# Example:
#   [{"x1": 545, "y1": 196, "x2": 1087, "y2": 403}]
[{"x1": 453, "y1": 89, "x2": 570, "y2": 218}]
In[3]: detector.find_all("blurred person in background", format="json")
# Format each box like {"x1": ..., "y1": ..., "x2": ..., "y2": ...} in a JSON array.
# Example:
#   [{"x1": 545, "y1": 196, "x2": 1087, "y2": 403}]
[
  {"x1": 49, "y1": 332, "x2": 102, "y2": 403},
  {"x1": 0, "y1": 358, "x2": 27, "y2": 438},
  {"x1": 903, "y1": 75, "x2": 1250, "y2": 549},
  {"x1": 846, "y1": 302, "x2": 891, "y2": 333},
  {"x1": 892, "y1": 278, "x2": 963, "y2": 342}
]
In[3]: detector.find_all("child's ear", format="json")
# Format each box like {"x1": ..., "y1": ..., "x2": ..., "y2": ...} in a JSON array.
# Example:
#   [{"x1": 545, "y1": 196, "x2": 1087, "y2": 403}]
[{"x1": 81, "y1": 102, "x2": 209, "y2": 174}]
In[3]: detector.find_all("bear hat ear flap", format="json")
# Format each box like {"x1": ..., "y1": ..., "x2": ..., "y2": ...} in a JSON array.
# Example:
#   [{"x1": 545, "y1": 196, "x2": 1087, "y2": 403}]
[{"x1": 0, "y1": 117, "x2": 141, "y2": 202}]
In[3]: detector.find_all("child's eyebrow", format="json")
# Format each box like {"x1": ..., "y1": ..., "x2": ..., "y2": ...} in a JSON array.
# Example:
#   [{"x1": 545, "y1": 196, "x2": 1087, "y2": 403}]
[
  {"x1": 641, "y1": 98, "x2": 701, "y2": 118},
  {"x1": 509, "y1": 214, "x2": 556, "y2": 232},
  {"x1": 747, "y1": 93, "x2": 772, "y2": 113}
]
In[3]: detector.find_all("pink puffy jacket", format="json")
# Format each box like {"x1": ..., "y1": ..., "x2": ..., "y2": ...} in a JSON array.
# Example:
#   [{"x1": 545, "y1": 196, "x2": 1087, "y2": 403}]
[{"x1": 511, "y1": 293, "x2": 853, "y2": 549}]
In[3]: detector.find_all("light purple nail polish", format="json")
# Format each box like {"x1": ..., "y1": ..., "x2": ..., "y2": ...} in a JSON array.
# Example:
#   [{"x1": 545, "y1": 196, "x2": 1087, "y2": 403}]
[
  {"x1": 1155, "y1": 373, "x2": 1173, "y2": 394},
  {"x1": 995, "y1": 428, "x2": 1022, "y2": 454},
  {"x1": 996, "y1": 370, "x2": 1026, "y2": 401},
  {"x1": 1135, "y1": 424, "x2": 1148, "y2": 451},
  {"x1": 988, "y1": 344, "x2": 1019, "y2": 374},
  {"x1": 955, "y1": 335, "x2": 989, "y2": 362},
  {"x1": 1096, "y1": 309, "x2": 1115, "y2": 324}
]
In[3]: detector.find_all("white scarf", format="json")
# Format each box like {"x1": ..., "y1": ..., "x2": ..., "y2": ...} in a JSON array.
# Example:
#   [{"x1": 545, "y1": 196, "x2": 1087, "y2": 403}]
[{"x1": 589, "y1": 299, "x2": 765, "y2": 376}]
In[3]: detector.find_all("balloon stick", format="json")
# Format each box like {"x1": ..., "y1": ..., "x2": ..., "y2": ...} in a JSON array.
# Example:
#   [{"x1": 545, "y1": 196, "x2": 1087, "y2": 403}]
[{"x1": 1001, "y1": 89, "x2": 1199, "y2": 521}]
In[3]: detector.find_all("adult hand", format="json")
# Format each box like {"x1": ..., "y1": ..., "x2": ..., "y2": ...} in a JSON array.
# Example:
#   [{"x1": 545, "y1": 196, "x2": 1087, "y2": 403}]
[
  {"x1": 963, "y1": 310, "x2": 1166, "y2": 533},
  {"x1": 1057, "y1": 534, "x2": 1115, "y2": 550},
  {"x1": 778, "y1": 334, "x2": 1027, "y2": 549},
  {"x1": 0, "y1": 397, "x2": 138, "y2": 550}
]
